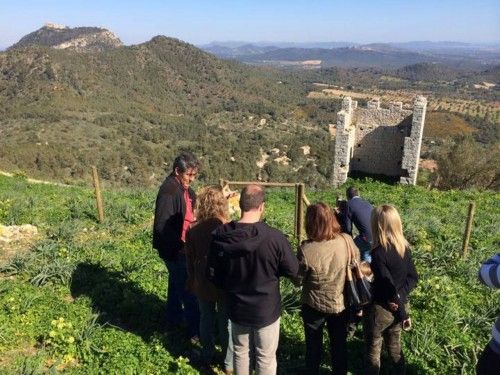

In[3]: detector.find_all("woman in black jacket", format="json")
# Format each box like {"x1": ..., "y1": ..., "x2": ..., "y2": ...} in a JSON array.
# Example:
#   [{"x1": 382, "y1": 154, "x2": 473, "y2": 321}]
[{"x1": 364, "y1": 205, "x2": 418, "y2": 375}]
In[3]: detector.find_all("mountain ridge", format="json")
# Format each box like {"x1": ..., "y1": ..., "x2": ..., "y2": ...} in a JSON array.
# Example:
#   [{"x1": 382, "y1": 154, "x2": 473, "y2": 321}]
[{"x1": 9, "y1": 23, "x2": 123, "y2": 52}]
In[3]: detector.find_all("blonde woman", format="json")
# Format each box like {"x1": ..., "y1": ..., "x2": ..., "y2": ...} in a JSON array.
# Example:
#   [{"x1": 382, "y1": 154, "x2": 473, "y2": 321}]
[
  {"x1": 364, "y1": 205, "x2": 418, "y2": 375},
  {"x1": 185, "y1": 186, "x2": 233, "y2": 374}
]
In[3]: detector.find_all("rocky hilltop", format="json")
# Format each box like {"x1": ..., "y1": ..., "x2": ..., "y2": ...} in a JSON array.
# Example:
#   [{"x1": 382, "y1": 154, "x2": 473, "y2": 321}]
[{"x1": 9, "y1": 23, "x2": 123, "y2": 52}]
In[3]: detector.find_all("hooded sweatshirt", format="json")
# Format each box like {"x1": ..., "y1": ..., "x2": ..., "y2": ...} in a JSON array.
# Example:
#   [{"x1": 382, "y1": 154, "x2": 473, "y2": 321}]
[{"x1": 209, "y1": 220, "x2": 299, "y2": 328}]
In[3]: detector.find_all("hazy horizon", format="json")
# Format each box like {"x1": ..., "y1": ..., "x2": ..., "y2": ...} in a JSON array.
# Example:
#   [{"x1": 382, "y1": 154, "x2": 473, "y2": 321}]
[
  {"x1": 1, "y1": 0, "x2": 499, "y2": 49},
  {"x1": 2, "y1": 31, "x2": 500, "y2": 51}
]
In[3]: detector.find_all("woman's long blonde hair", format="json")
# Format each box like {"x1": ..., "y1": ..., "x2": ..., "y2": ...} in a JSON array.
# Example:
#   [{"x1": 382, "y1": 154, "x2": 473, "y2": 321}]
[
  {"x1": 371, "y1": 204, "x2": 409, "y2": 257},
  {"x1": 196, "y1": 185, "x2": 229, "y2": 223}
]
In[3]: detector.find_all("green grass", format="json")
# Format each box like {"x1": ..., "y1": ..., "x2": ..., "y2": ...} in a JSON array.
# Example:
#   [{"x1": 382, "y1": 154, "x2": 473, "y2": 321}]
[{"x1": 0, "y1": 175, "x2": 499, "y2": 374}]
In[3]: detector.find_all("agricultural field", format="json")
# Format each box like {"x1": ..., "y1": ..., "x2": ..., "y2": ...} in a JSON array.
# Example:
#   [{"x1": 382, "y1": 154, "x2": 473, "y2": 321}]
[
  {"x1": 307, "y1": 86, "x2": 500, "y2": 123},
  {"x1": 0, "y1": 175, "x2": 499, "y2": 374}
]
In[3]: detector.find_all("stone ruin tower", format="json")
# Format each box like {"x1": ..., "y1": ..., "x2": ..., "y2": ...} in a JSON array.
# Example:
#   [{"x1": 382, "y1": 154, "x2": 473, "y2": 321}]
[{"x1": 332, "y1": 96, "x2": 427, "y2": 187}]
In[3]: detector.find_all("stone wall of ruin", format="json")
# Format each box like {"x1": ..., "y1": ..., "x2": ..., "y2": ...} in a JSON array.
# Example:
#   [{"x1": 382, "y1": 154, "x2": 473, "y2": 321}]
[
  {"x1": 400, "y1": 96, "x2": 427, "y2": 184},
  {"x1": 332, "y1": 96, "x2": 427, "y2": 187}
]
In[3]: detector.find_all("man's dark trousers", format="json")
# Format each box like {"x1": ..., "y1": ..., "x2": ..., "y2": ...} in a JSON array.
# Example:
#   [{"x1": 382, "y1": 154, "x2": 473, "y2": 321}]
[{"x1": 166, "y1": 255, "x2": 199, "y2": 338}]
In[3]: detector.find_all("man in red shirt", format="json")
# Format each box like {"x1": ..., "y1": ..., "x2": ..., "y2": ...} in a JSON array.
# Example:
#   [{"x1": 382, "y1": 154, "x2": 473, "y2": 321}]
[{"x1": 153, "y1": 152, "x2": 200, "y2": 340}]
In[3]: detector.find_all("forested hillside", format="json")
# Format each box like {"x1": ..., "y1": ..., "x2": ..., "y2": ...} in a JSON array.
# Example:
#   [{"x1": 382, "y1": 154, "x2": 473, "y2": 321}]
[
  {"x1": 0, "y1": 37, "x2": 337, "y2": 187},
  {"x1": 1, "y1": 29, "x2": 498, "y2": 190}
]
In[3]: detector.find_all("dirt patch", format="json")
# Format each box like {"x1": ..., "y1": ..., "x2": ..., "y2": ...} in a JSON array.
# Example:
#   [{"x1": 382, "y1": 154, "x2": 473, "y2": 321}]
[
  {"x1": 0, "y1": 343, "x2": 38, "y2": 368},
  {"x1": 474, "y1": 82, "x2": 496, "y2": 90},
  {"x1": 0, "y1": 224, "x2": 39, "y2": 263},
  {"x1": 420, "y1": 159, "x2": 438, "y2": 172}
]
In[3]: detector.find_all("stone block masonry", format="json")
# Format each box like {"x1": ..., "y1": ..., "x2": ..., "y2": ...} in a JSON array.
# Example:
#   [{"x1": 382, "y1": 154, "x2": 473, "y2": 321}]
[{"x1": 332, "y1": 96, "x2": 427, "y2": 187}]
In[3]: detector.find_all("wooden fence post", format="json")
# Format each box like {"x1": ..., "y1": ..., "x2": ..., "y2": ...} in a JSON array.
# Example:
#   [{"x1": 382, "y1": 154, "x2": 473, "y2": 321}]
[
  {"x1": 462, "y1": 202, "x2": 476, "y2": 259},
  {"x1": 294, "y1": 184, "x2": 299, "y2": 239},
  {"x1": 297, "y1": 183, "x2": 305, "y2": 242},
  {"x1": 91, "y1": 166, "x2": 104, "y2": 224}
]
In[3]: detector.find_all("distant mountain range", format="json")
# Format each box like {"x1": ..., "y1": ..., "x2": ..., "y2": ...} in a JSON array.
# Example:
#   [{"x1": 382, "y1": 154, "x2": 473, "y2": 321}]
[
  {"x1": 201, "y1": 40, "x2": 500, "y2": 52},
  {"x1": 200, "y1": 41, "x2": 500, "y2": 69},
  {"x1": 6, "y1": 25, "x2": 499, "y2": 69}
]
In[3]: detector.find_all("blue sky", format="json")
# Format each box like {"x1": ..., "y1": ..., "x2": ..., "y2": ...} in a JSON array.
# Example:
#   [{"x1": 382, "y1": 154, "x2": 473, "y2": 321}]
[{"x1": 0, "y1": 0, "x2": 499, "y2": 47}]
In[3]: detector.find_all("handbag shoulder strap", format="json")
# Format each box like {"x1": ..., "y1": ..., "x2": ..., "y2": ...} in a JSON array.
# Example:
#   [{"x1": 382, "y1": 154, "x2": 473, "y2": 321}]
[{"x1": 340, "y1": 233, "x2": 353, "y2": 265}]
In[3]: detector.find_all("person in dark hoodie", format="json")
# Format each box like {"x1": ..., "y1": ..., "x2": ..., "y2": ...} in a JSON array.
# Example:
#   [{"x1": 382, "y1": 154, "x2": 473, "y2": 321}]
[
  {"x1": 208, "y1": 185, "x2": 299, "y2": 375},
  {"x1": 153, "y1": 152, "x2": 200, "y2": 340}
]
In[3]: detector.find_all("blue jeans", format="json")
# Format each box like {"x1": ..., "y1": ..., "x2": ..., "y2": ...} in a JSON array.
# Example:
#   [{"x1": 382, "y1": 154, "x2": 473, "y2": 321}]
[
  {"x1": 354, "y1": 235, "x2": 372, "y2": 263},
  {"x1": 198, "y1": 299, "x2": 233, "y2": 371},
  {"x1": 166, "y1": 256, "x2": 200, "y2": 338}
]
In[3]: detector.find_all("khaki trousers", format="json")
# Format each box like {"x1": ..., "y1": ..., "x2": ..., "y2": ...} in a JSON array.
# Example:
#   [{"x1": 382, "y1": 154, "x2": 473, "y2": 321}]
[{"x1": 232, "y1": 318, "x2": 280, "y2": 375}]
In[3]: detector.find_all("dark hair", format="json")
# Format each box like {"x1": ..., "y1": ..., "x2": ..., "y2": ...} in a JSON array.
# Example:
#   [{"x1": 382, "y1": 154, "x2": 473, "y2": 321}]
[
  {"x1": 346, "y1": 186, "x2": 359, "y2": 200},
  {"x1": 239, "y1": 185, "x2": 265, "y2": 212},
  {"x1": 172, "y1": 152, "x2": 200, "y2": 173},
  {"x1": 305, "y1": 202, "x2": 341, "y2": 242}
]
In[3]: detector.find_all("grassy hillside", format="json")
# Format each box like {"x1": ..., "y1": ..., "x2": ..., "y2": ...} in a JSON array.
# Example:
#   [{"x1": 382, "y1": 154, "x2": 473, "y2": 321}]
[
  {"x1": 423, "y1": 112, "x2": 477, "y2": 139},
  {"x1": 0, "y1": 175, "x2": 498, "y2": 374}
]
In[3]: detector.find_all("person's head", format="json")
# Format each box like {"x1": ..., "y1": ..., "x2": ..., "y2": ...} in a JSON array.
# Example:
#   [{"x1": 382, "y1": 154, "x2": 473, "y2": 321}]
[
  {"x1": 172, "y1": 152, "x2": 200, "y2": 189},
  {"x1": 359, "y1": 261, "x2": 373, "y2": 278},
  {"x1": 371, "y1": 204, "x2": 409, "y2": 257},
  {"x1": 239, "y1": 185, "x2": 265, "y2": 215},
  {"x1": 346, "y1": 186, "x2": 359, "y2": 200},
  {"x1": 305, "y1": 202, "x2": 341, "y2": 242},
  {"x1": 196, "y1": 185, "x2": 229, "y2": 223}
]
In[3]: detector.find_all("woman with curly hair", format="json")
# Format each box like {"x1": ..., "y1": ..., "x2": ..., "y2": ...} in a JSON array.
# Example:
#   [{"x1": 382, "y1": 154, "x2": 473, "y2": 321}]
[{"x1": 185, "y1": 185, "x2": 233, "y2": 374}]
